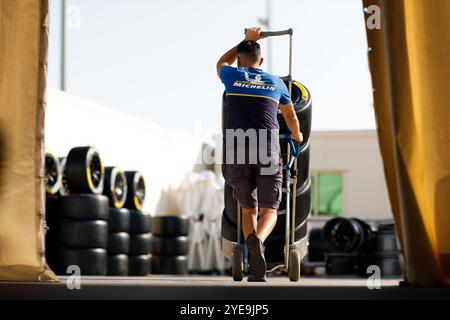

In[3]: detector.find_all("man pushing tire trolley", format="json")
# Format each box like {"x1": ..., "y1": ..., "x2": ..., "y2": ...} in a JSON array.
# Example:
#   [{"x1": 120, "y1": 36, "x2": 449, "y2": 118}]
[{"x1": 217, "y1": 27, "x2": 303, "y2": 282}]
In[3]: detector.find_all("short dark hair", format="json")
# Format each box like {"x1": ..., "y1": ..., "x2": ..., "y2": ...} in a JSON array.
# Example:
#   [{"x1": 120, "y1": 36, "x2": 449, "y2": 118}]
[{"x1": 237, "y1": 40, "x2": 261, "y2": 62}]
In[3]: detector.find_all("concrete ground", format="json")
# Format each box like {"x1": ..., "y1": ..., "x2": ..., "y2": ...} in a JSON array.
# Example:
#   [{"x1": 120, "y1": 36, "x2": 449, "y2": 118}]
[{"x1": 1, "y1": 275, "x2": 449, "y2": 300}]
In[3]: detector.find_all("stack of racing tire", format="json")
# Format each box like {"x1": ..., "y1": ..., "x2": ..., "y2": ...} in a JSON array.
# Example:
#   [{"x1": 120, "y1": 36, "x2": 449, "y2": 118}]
[
  {"x1": 371, "y1": 223, "x2": 401, "y2": 277},
  {"x1": 322, "y1": 217, "x2": 401, "y2": 277},
  {"x1": 45, "y1": 147, "x2": 151, "y2": 276},
  {"x1": 46, "y1": 147, "x2": 109, "y2": 275},
  {"x1": 103, "y1": 167, "x2": 130, "y2": 276},
  {"x1": 221, "y1": 80, "x2": 312, "y2": 281},
  {"x1": 151, "y1": 216, "x2": 189, "y2": 275},
  {"x1": 122, "y1": 171, "x2": 151, "y2": 276}
]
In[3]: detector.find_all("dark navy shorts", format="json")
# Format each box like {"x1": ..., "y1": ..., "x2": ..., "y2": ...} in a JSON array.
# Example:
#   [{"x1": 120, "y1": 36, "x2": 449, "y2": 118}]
[{"x1": 225, "y1": 156, "x2": 283, "y2": 210}]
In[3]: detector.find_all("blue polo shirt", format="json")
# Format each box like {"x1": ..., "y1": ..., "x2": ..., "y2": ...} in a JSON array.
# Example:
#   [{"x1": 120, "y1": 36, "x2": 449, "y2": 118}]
[{"x1": 220, "y1": 66, "x2": 291, "y2": 157}]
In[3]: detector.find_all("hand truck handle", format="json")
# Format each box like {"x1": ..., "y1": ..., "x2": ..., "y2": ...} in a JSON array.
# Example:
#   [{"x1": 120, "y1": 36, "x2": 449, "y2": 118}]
[
  {"x1": 286, "y1": 131, "x2": 300, "y2": 170},
  {"x1": 244, "y1": 28, "x2": 293, "y2": 37}
]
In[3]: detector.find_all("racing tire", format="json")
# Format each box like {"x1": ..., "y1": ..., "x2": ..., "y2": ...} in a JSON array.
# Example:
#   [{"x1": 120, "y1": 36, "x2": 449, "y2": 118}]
[
  {"x1": 129, "y1": 233, "x2": 152, "y2": 255},
  {"x1": 108, "y1": 208, "x2": 131, "y2": 233},
  {"x1": 45, "y1": 150, "x2": 62, "y2": 195},
  {"x1": 58, "y1": 157, "x2": 70, "y2": 196},
  {"x1": 263, "y1": 224, "x2": 308, "y2": 263},
  {"x1": 129, "y1": 210, "x2": 151, "y2": 234},
  {"x1": 129, "y1": 254, "x2": 151, "y2": 276},
  {"x1": 107, "y1": 254, "x2": 129, "y2": 276},
  {"x1": 151, "y1": 216, "x2": 189, "y2": 237},
  {"x1": 103, "y1": 167, "x2": 128, "y2": 209},
  {"x1": 152, "y1": 255, "x2": 188, "y2": 275},
  {"x1": 65, "y1": 146, "x2": 104, "y2": 194},
  {"x1": 49, "y1": 194, "x2": 109, "y2": 221},
  {"x1": 47, "y1": 247, "x2": 107, "y2": 276},
  {"x1": 55, "y1": 220, "x2": 108, "y2": 248},
  {"x1": 108, "y1": 232, "x2": 130, "y2": 254},
  {"x1": 124, "y1": 171, "x2": 146, "y2": 211},
  {"x1": 151, "y1": 236, "x2": 188, "y2": 256}
]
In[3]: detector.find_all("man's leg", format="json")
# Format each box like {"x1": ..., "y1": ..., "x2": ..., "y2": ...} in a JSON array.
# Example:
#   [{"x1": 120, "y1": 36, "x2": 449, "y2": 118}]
[
  {"x1": 245, "y1": 156, "x2": 283, "y2": 281},
  {"x1": 242, "y1": 207, "x2": 258, "y2": 239},
  {"x1": 256, "y1": 208, "x2": 277, "y2": 243},
  {"x1": 256, "y1": 155, "x2": 283, "y2": 243}
]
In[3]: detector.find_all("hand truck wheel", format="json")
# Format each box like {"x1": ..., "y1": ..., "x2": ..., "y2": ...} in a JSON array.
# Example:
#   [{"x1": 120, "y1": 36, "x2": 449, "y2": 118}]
[
  {"x1": 232, "y1": 244, "x2": 244, "y2": 281},
  {"x1": 288, "y1": 248, "x2": 301, "y2": 282}
]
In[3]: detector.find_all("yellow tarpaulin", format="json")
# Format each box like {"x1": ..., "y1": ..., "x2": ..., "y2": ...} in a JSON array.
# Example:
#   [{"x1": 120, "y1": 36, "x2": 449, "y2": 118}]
[
  {"x1": 0, "y1": 0, "x2": 56, "y2": 281},
  {"x1": 364, "y1": 0, "x2": 450, "y2": 286}
]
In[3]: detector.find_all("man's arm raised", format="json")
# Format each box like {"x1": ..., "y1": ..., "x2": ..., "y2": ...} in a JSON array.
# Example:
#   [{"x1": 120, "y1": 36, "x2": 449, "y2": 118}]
[{"x1": 216, "y1": 27, "x2": 264, "y2": 77}]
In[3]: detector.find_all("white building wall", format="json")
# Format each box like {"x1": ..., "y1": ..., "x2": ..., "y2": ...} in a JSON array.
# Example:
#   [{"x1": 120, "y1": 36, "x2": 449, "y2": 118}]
[
  {"x1": 45, "y1": 88, "x2": 202, "y2": 214},
  {"x1": 310, "y1": 130, "x2": 392, "y2": 220}
]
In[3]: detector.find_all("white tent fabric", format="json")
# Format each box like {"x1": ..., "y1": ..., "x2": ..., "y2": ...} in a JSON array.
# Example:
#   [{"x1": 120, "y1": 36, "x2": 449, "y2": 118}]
[{"x1": 174, "y1": 171, "x2": 225, "y2": 271}]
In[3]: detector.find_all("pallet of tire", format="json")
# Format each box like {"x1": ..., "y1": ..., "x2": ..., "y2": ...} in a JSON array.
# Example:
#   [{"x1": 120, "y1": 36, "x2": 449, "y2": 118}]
[
  {"x1": 122, "y1": 171, "x2": 152, "y2": 276},
  {"x1": 221, "y1": 80, "x2": 312, "y2": 276},
  {"x1": 45, "y1": 147, "x2": 109, "y2": 275},
  {"x1": 151, "y1": 216, "x2": 189, "y2": 275},
  {"x1": 322, "y1": 217, "x2": 401, "y2": 277}
]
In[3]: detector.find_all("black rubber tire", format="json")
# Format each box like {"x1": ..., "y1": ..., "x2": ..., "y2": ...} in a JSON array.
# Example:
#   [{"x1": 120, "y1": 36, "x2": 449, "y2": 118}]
[
  {"x1": 124, "y1": 171, "x2": 146, "y2": 211},
  {"x1": 152, "y1": 255, "x2": 188, "y2": 275},
  {"x1": 45, "y1": 195, "x2": 59, "y2": 224},
  {"x1": 54, "y1": 220, "x2": 108, "y2": 248},
  {"x1": 273, "y1": 178, "x2": 312, "y2": 234},
  {"x1": 288, "y1": 249, "x2": 301, "y2": 282},
  {"x1": 103, "y1": 167, "x2": 128, "y2": 209},
  {"x1": 108, "y1": 232, "x2": 130, "y2": 254},
  {"x1": 45, "y1": 150, "x2": 62, "y2": 195},
  {"x1": 49, "y1": 194, "x2": 109, "y2": 221},
  {"x1": 374, "y1": 252, "x2": 401, "y2": 277},
  {"x1": 66, "y1": 146, "x2": 104, "y2": 194},
  {"x1": 151, "y1": 236, "x2": 188, "y2": 256},
  {"x1": 307, "y1": 228, "x2": 326, "y2": 262},
  {"x1": 277, "y1": 81, "x2": 312, "y2": 150},
  {"x1": 107, "y1": 254, "x2": 129, "y2": 276},
  {"x1": 323, "y1": 217, "x2": 373, "y2": 253},
  {"x1": 263, "y1": 224, "x2": 308, "y2": 263},
  {"x1": 375, "y1": 222, "x2": 396, "y2": 232},
  {"x1": 129, "y1": 211, "x2": 151, "y2": 234},
  {"x1": 224, "y1": 182, "x2": 238, "y2": 223},
  {"x1": 225, "y1": 178, "x2": 311, "y2": 235},
  {"x1": 221, "y1": 210, "x2": 244, "y2": 243},
  {"x1": 58, "y1": 157, "x2": 70, "y2": 196},
  {"x1": 151, "y1": 216, "x2": 189, "y2": 237},
  {"x1": 128, "y1": 254, "x2": 151, "y2": 276},
  {"x1": 325, "y1": 253, "x2": 359, "y2": 276},
  {"x1": 232, "y1": 244, "x2": 244, "y2": 281},
  {"x1": 375, "y1": 230, "x2": 398, "y2": 252},
  {"x1": 108, "y1": 208, "x2": 131, "y2": 233},
  {"x1": 47, "y1": 247, "x2": 107, "y2": 276},
  {"x1": 129, "y1": 233, "x2": 152, "y2": 255}
]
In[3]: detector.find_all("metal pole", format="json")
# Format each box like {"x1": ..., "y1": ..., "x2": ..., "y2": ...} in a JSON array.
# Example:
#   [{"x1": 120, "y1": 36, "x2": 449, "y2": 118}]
[
  {"x1": 285, "y1": 143, "x2": 291, "y2": 270},
  {"x1": 61, "y1": 0, "x2": 68, "y2": 91},
  {"x1": 288, "y1": 33, "x2": 292, "y2": 95}
]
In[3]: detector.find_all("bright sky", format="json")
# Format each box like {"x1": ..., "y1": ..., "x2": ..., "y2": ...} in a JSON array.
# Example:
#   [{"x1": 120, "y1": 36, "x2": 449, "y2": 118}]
[{"x1": 48, "y1": 0, "x2": 376, "y2": 140}]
